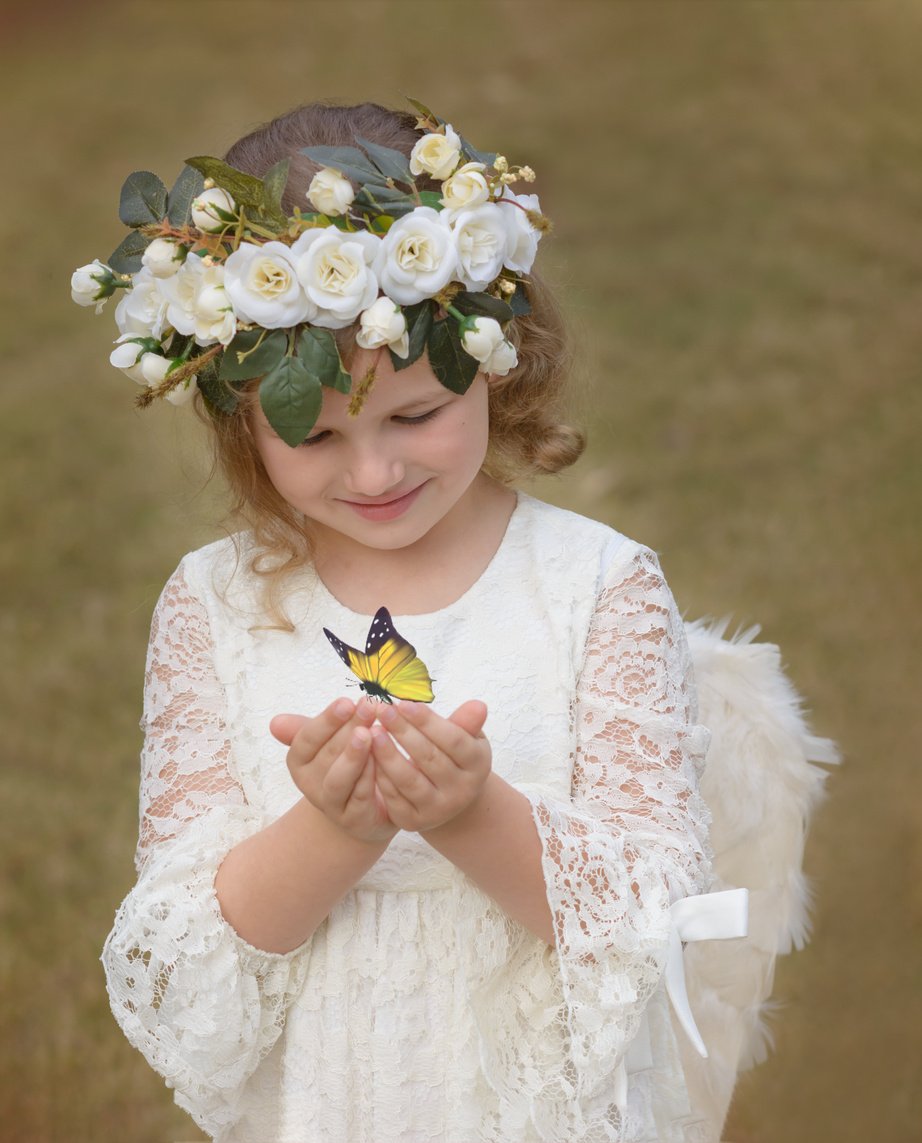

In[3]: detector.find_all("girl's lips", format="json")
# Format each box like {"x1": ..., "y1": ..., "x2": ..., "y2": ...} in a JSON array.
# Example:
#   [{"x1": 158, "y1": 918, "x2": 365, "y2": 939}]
[{"x1": 339, "y1": 483, "x2": 427, "y2": 521}]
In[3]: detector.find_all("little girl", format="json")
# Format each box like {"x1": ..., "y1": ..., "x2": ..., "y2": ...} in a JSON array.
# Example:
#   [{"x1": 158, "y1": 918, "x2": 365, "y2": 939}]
[{"x1": 79, "y1": 100, "x2": 749, "y2": 1143}]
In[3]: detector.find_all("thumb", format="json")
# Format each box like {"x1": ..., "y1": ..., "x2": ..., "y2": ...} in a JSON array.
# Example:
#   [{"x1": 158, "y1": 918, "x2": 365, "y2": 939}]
[
  {"x1": 269, "y1": 713, "x2": 311, "y2": 746},
  {"x1": 448, "y1": 699, "x2": 488, "y2": 737}
]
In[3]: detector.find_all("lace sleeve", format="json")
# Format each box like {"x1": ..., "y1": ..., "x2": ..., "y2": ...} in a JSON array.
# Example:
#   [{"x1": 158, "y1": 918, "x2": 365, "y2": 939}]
[
  {"x1": 101, "y1": 561, "x2": 310, "y2": 1138},
  {"x1": 457, "y1": 543, "x2": 712, "y2": 1143}
]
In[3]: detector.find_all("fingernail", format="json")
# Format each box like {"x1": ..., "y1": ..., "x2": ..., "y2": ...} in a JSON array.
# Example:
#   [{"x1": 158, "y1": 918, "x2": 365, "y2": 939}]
[
  {"x1": 333, "y1": 699, "x2": 353, "y2": 720},
  {"x1": 352, "y1": 727, "x2": 370, "y2": 747},
  {"x1": 378, "y1": 705, "x2": 397, "y2": 725}
]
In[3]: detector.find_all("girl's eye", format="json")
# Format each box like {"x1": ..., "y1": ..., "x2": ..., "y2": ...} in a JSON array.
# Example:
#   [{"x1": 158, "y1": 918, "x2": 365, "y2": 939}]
[
  {"x1": 394, "y1": 407, "x2": 442, "y2": 426},
  {"x1": 299, "y1": 431, "x2": 330, "y2": 448}
]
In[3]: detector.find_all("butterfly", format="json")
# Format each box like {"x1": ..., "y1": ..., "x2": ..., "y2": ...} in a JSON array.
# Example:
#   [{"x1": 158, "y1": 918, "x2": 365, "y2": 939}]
[{"x1": 323, "y1": 607, "x2": 435, "y2": 704}]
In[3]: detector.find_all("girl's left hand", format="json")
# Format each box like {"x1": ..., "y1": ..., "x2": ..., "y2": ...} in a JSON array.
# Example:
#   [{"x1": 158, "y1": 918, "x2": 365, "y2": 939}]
[{"x1": 370, "y1": 700, "x2": 492, "y2": 833}]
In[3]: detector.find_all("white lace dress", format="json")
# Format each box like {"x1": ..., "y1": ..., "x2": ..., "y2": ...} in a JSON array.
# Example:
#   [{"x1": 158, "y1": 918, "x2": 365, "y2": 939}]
[{"x1": 102, "y1": 493, "x2": 715, "y2": 1143}]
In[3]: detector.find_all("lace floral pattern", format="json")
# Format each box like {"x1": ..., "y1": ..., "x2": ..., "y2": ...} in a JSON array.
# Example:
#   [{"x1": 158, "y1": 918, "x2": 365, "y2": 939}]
[{"x1": 101, "y1": 495, "x2": 713, "y2": 1142}]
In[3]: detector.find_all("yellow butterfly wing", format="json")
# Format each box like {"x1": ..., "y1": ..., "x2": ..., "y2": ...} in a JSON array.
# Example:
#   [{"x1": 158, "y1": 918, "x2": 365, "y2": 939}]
[{"x1": 323, "y1": 607, "x2": 435, "y2": 703}]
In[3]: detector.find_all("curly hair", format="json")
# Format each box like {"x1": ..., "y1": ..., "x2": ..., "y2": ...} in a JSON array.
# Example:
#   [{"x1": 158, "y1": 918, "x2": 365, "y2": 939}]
[{"x1": 203, "y1": 101, "x2": 584, "y2": 623}]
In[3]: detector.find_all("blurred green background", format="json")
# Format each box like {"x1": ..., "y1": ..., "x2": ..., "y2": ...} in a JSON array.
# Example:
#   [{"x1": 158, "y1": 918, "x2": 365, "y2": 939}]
[{"x1": 2, "y1": 1, "x2": 920, "y2": 1140}]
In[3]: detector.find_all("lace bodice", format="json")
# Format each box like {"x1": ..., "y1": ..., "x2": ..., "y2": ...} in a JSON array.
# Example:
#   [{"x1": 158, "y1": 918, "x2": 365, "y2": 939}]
[{"x1": 102, "y1": 494, "x2": 713, "y2": 1142}]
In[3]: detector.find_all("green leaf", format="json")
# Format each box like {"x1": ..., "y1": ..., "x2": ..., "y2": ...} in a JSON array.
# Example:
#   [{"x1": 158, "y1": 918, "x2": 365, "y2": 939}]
[
  {"x1": 300, "y1": 145, "x2": 380, "y2": 185},
  {"x1": 353, "y1": 186, "x2": 418, "y2": 219},
  {"x1": 167, "y1": 165, "x2": 205, "y2": 226},
  {"x1": 459, "y1": 136, "x2": 497, "y2": 169},
  {"x1": 108, "y1": 230, "x2": 152, "y2": 274},
  {"x1": 119, "y1": 171, "x2": 168, "y2": 228},
  {"x1": 417, "y1": 190, "x2": 444, "y2": 211},
  {"x1": 197, "y1": 354, "x2": 238, "y2": 415},
  {"x1": 405, "y1": 97, "x2": 443, "y2": 128},
  {"x1": 427, "y1": 318, "x2": 479, "y2": 394},
  {"x1": 452, "y1": 291, "x2": 514, "y2": 324},
  {"x1": 298, "y1": 327, "x2": 351, "y2": 392},
  {"x1": 355, "y1": 136, "x2": 414, "y2": 185},
  {"x1": 184, "y1": 156, "x2": 267, "y2": 210},
  {"x1": 508, "y1": 282, "x2": 532, "y2": 317},
  {"x1": 260, "y1": 158, "x2": 291, "y2": 221},
  {"x1": 391, "y1": 302, "x2": 432, "y2": 372},
  {"x1": 259, "y1": 356, "x2": 323, "y2": 446},
  {"x1": 219, "y1": 329, "x2": 288, "y2": 381}
]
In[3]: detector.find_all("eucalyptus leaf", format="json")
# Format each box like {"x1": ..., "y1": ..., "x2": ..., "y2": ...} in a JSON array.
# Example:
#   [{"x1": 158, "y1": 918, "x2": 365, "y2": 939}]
[
  {"x1": 119, "y1": 171, "x2": 168, "y2": 228},
  {"x1": 459, "y1": 136, "x2": 497, "y2": 169},
  {"x1": 298, "y1": 327, "x2": 351, "y2": 392},
  {"x1": 259, "y1": 357, "x2": 323, "y2": 446},
  {"x1": 391, "y1": 302, "x2": 432, "y2": 372},
  {"x1": 508, "y1": 283, "x2": 532, "y2": 317},
  {"x1": 353, "y1": 187, "x2": 418, "y2": 219},
  {"x1": 427, "y1": 318, "x2": 478, "y2": 394},
  {"x1": 300, "y1": 145, "x2": 380, "y2": 185},
  {"x1": 197, "y1": 356, "x2": 238, "y2": 415},
  {"x1": 219, "y1": 329, "x2": 288, "y2": 381},
  {"x1": 452, "y1": 291, "x2": 514, "y2": 324},
  {"x1": 355, "y1": 137, "x2": 414, "y2": 185},
  {"x1": 167, "y1": 165, "x2": 205, "y2": 226},
  {"x1": 108, "y1": 230, "x2": 152, "y2": 274},
  {"x1": 260, "y1": 158, "x2": 291, "y2": 221},
  {"x1": 184, "y1": 156, "x2": 268, "y2": 210}
]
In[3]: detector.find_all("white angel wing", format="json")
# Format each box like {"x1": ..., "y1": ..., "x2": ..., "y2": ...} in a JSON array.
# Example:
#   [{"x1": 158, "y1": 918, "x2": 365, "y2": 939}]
[{"x1": 678, "y1": 618, "x2": 839, "y2": 1137}]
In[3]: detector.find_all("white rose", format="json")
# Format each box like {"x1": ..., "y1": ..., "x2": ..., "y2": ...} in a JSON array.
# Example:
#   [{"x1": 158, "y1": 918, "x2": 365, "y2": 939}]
[
  {"x1": 499, "y1": 190, "x2": 542, "y2": 275},
  {"x1": 71, "y1": 260, "x2": 115, "y2": 311},
  {"x1": 450, "y1": 203, "x2": 511, "y2": 291},
  {"x1": 191, "y1": 186, "x2": 236, "y2": 232},
  {"x1": 373, "y1": 207, "x2": 457, "y2": 306},
  {"x1": 307, "y1": 168, "x2": 355, "y2": 216},
  {"x1": 440, "y1": 162, "x2": 490, "y2": 216},
  {"x1": 291, "y1": 229, "x2": 381, "y2": 329},
  {"x1": 223, "y1": 241, "x2": 316, "y2": 328},
  {"x1": 142, "y1": 238, "x2": 185, "y2": 279},
  {"x1": 409, "y1": 125, "x2": 462, "y2": 181},
  {"x1": 113, "y1": 268, "x2": 171, "y2": 339},
  {"x1": 159, "y1": 258, "x2": 236, "y2": 346},
  {"x1": 139, "y1": 353, "x2": 198, "y2": 406},
  {"x1": 356, "y1": 297, "x2": 409, "y2": 358},
  {"x1": 460, "y1": 316, "x2": 505, "y2": 363}
]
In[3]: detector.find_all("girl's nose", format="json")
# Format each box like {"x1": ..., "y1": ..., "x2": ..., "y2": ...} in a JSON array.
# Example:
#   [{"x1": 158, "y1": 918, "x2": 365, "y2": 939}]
[{"x1": 341, "y1": 443, "x2": 405, "y2": 498}]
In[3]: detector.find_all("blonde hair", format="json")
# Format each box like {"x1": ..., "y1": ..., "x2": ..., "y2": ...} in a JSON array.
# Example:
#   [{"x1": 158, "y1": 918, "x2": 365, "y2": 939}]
[{"x1": 205, "y1": 101, "x2": 585, "y2": 622}]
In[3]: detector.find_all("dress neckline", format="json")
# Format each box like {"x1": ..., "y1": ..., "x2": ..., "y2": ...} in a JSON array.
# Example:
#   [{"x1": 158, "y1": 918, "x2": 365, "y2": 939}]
[{"x1": 311, "y1": 491, "x2": 532, "y2": 622}]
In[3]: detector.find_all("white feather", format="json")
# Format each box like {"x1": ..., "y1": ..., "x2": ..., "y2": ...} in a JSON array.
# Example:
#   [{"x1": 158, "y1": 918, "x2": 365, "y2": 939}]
[{"x1": 675, "y1": 618, "x2": 839, "y2": 1137}]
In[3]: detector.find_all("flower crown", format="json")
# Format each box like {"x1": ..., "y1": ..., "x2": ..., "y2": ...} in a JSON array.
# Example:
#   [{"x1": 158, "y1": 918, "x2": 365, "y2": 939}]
[{"x1": 71, "y1": 99, "x2": 549, "y2": 446}]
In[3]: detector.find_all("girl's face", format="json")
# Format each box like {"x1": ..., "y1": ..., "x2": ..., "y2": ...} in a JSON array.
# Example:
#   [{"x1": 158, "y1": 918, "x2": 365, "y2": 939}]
[{"x1": 251, "y1": 350, "x2": 492, "y2": 556}]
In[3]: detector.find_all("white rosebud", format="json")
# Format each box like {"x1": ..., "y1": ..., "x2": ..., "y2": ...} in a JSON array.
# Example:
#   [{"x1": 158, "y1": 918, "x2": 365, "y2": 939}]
[
  {"x1": 223, "y1": 241, "x2": 316, "y2": 329},
  {"x1": 356, "y1": 297, "x2": 409, "y2": 358},
  {"x1": 440, "y1": 162, "x2": 490, "y2": 215},
  {"x1": 291, "y1": 229, "x2": 381, "y2": 329},
  {"x1": 191, "y1": 186, "x2": 236, "y2": 232},
  {"x1": 409, "y1": 125, "x2": 462, "y2": 181},
  {"x1": 372, "y1": 207, "x2": 457, "y2": 307},
  {"x1": 109, "y1": 337, "x2": 150, "y2": 383},
  {"x1": 113, "y1": 269, "x2": 171, "y2": 340},
  {"x1": 307, "y1": 167, "x2": 355, "y2": 216},
  {"x1": 71, "y1": 260, "x2": 115, "y2": 312},
  {"x1": 138, "y1": 353, "x2": 199, "y2": 406},
  {"x1": 499, "y1": 190, "x2": 542, "y2": 275},
  {"x1": 482, "y1": 336, "x2": 517, "y2": 376},
  {"x1": 450, "y1": 203, "x2": 511, "y2": 292},
  {"x1": 142, "y1": 238, "x2": 185, "y2": 279},
  {"x1": 160, "y1": 257, "x2": 236, "y2": 345},
  {"x1": 460, "y1": 316, "x2": 505, "y2": 364}
]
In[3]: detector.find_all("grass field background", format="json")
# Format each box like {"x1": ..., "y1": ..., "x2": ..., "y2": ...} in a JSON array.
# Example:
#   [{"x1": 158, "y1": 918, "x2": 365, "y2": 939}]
[{"x1": 1, "y1": 1, "x2": 920, "y2": 1140}]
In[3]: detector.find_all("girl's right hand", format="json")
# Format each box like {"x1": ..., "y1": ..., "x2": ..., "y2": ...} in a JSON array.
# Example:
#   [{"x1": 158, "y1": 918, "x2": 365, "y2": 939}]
[{"x1": 270, "y1": 699, "x2": 398, "y2": 845}]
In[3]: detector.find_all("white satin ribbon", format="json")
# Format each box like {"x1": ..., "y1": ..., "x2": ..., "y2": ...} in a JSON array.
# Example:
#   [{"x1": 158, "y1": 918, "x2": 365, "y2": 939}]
[
  {"x1": 666, "y1": 887, "x2": 749, "y2": 1058},
  {"x1": 612, "y1": 887, "x2": 749, "y2": 1109}
]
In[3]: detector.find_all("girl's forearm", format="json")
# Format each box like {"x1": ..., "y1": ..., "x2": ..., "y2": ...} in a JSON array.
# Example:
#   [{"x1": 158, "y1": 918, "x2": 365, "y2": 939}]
[
  {"x1": 421, "y1": 774, "x2": 555, "y2": 945},
  {"x1": 214, "y1": 798, "x2": 391, "y2": 954}
]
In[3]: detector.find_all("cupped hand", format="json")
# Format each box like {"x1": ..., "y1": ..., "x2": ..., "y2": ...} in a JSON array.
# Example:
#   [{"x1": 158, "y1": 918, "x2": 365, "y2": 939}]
[
  {"x1": 369, "y1": 699, "x2": 492, "y2": 833},
  {"x1": 271, "y1": 698, "x2": 398, "y2": 845}
]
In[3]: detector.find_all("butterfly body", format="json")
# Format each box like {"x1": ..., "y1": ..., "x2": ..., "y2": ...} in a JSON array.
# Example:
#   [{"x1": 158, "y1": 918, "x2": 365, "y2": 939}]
[{"x1": 323, "y1": 607, "x2": 435, "y2": 704}]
